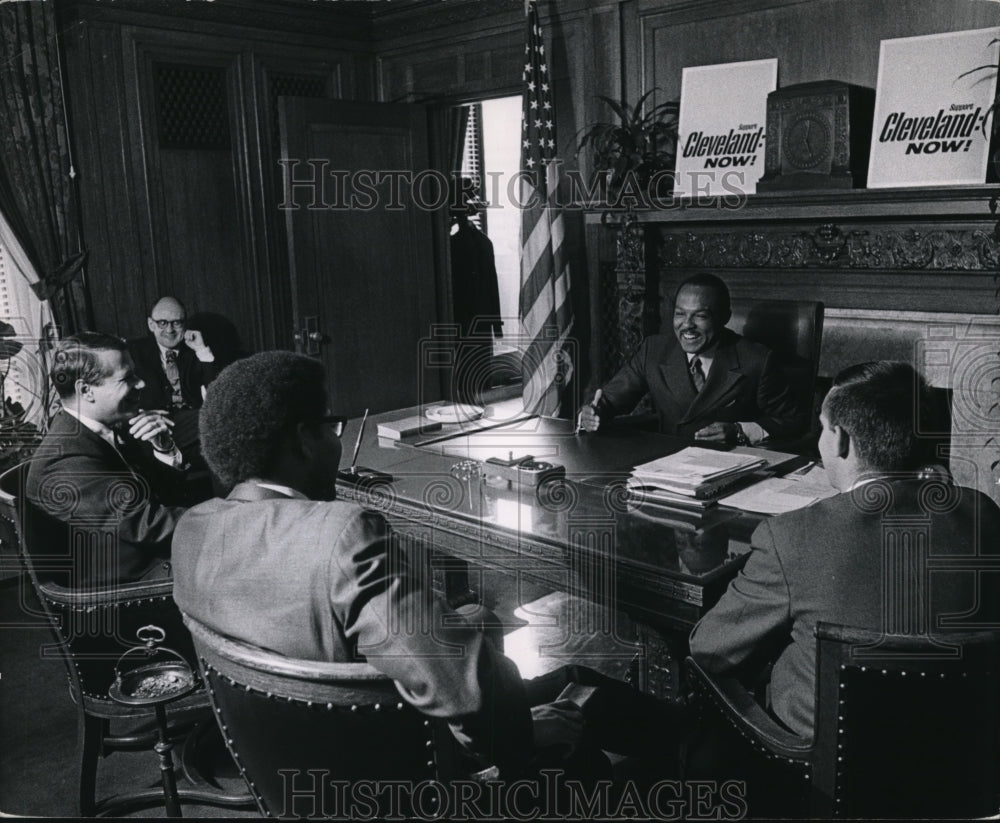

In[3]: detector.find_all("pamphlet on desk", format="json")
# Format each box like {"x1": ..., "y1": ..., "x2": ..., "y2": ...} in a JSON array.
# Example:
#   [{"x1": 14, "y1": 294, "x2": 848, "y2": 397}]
[{"x1": 718, "y1": 463, "x2": 838, "y2": 515}]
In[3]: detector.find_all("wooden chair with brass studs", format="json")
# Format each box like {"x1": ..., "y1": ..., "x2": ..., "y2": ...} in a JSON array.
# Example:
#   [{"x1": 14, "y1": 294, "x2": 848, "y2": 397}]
[
  {"x1": 686, "y1": 622, "x2": 1000, "y2": 819},
  {"x1": 0, "y1": 463, "x2": 252, "y2": 816},
  {"x1": 183, "y1": 614, "x2": 466, "y2": 819}
]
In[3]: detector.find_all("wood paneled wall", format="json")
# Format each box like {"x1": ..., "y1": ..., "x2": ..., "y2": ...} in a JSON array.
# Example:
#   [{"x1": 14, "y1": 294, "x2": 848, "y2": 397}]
[
  {"x1": 59, "y1": 0, "x2": 374, "y2": 349},
  {"x1": 636, "y1": 0, "x2": 1000, "y2": 107},
  {"x1": 55, "y1": 0, "x2": 1000, "y2": 370}
]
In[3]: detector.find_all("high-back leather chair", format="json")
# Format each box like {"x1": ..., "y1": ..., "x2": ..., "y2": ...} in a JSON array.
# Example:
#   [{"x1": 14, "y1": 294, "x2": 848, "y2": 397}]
[
  {"x1": 728, "y1": 299, "x2": 824, "y2": 441},
  {"x1": 0, "y1": 463, "x2": 250, "y2": 816},
  {"x1": 687, "y1": 622, "x2": 1000, "y2": 818},
  {"x1": 183, "y1": 614, "x2": 464, "y2": 819}
]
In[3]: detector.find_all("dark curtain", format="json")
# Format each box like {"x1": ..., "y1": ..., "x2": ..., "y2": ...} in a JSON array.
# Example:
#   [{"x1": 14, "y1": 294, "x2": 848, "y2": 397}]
[{"x1": 0, "y1": 0, "x2": 89, "y2": 333}]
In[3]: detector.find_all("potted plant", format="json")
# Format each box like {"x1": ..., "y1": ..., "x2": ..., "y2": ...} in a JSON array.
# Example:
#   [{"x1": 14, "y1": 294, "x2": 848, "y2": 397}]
[{"x1": 573, "y1": 89, "x2": 680, "y2": 204}]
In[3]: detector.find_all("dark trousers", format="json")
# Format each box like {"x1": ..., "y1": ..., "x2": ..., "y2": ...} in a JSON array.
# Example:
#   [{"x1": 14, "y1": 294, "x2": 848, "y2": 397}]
[{"x1": 525, "y1": 664, "x2": 688, "y2": 759}]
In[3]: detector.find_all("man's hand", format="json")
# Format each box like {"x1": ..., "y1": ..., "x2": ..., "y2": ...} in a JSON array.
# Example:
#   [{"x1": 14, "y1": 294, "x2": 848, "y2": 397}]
[
  {"x1": 530, "y1": 699, "x2": 585, "y2": 750},
  {"x1": 128, "y1": 410, "x2": 176, "y2": 453},
  {"x1": 577, "y1": 404, "x2": 601, "y2": 433},
  {"x1": 183, "y1": 329, "x2": 214, "y2": 362},
  {"x1": 694, "y1": 421, "x2": 736, "y2": 442},
  {"x1": 576, "y1": 388, "x2": 603, "y2": 433}
]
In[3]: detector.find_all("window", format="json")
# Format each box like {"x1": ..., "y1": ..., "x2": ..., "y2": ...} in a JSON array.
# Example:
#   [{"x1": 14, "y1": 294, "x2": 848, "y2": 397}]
[
  {"x1": 0, "y1": 212, "x2": 56, "y2": 427},
  {"x1": 457, "y1": 95, "x2": 522, "y2": 352}
]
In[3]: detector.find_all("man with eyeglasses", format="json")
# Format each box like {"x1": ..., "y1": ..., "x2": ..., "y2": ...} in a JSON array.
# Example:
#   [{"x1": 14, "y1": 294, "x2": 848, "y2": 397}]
[{"x1": 128, "y1": 295, "x2": 219, "y2": 412}]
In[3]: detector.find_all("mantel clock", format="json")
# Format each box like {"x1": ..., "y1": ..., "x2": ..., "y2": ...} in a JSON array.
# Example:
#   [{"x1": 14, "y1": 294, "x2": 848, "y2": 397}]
[{"x1": 757, "y1": 80, "x2": 875, "y2": 191}]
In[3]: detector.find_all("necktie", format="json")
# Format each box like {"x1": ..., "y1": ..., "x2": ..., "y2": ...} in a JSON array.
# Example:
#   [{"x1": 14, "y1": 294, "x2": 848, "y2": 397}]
[
  {"x1": 690, "y1": 356, "x2": 706, "y2": 392},
  {"x1": 164, "y1": 349, "x2": 184, "y2": 408}
]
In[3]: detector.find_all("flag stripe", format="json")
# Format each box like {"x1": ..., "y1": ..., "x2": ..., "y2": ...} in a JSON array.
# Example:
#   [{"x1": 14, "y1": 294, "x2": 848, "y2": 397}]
[{"x1": 519, "y1": 0, "x2": 574, "y2": 417}]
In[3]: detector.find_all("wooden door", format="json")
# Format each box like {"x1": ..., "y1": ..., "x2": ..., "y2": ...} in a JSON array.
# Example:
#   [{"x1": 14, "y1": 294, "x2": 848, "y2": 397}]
[{"x1": 280, "y1": 99, "x2": 441, "y2": 416}]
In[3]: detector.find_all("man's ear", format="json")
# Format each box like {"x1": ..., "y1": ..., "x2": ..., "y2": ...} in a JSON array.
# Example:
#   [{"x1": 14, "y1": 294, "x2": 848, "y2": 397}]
[
  {"x1": 294, "y1": 421, "x2": 319, "y2": 458},
  {"x1": 834, "y1": 424, "x2": 850, "y2": 459},
  {"x1": 76, "y1": 379, "x2": 93, "y2": 402},
  {"x1": 146, "y1": 317, "x2": 157, "y2": 334}
]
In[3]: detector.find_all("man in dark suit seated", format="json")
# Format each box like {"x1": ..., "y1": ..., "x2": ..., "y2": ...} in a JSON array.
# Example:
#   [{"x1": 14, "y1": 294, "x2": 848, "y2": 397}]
[
  {"x1": 127, "y1": 296, "x2": 219, "y2": 451},
  {"x1": 578, "y1": 273, "x2": 806, "y2": 444},
  {"x1": 172, "y1": 351, "x2": 685, "y2": 783},
  {"x1": 689, "y1": 360, "x2": 1000, "y2": 740},
  {"x1": 26, "y1": 332, "x2": 189, "y2": 588}
]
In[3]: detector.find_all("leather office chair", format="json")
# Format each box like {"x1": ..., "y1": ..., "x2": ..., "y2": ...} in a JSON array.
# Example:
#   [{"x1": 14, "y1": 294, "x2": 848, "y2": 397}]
[
  {"x1": 0, "y1": 463, "x2": 251, "y2": 816},
  {"x1": 183, "y1": 614, "x2": 465, "y2": 819},
  {"x1": 686, "y1": 622, "x2": 1000, "y2": 819},
  {"x1": 728, "y1": 299, "x2": 824, "y2": 447}
]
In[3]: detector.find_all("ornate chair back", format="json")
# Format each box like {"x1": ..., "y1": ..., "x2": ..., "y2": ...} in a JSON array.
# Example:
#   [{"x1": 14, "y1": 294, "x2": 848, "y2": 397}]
[{"x1": 184, "y1": 614, "x2": 461, "y2": 819}]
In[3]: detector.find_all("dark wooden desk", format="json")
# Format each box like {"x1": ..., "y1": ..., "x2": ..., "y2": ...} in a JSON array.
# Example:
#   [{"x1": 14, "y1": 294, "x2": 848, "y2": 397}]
[{"x1": 336, "y1": 407, "x2": 772, "y2": 696}]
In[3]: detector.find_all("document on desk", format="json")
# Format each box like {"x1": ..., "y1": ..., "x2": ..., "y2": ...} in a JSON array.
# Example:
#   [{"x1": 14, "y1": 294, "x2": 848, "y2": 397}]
[{"x1": 718, "y1": 465, "x2": 838, "y2": 515}]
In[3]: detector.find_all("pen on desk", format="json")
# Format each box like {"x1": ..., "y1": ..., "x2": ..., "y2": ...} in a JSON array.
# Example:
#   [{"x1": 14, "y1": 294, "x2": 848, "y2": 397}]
[
  {"x1": 788, "y1": 460, "x2": 816, "y2": 479},
  {"x1": 349, "y1": 408, "x2": 369, "y2": 473},
  {"x1": 575, "y1": 389, "x2": 603, "y2": 435}
]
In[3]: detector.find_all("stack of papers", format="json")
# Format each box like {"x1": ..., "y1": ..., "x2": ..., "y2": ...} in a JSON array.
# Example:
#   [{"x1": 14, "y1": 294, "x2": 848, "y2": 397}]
[
  {"x1": 718, "y1": 464, "x2": 838, "y2": 514},
  {"x1": 627, "y1": 447, "x2": 770, "y2": 508}
]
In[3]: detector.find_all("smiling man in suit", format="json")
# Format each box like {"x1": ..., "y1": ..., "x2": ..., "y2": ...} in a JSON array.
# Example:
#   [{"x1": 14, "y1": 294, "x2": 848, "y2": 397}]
[
  {"x1": 127, "y1": 296, "x2": 220, "y2": 453},
  {"x1": 26, "y1": 332, "x2": 189, "y2": 588},
  {"x1": 578, "y1": 273, "x2": 805, "y2": 444},
  {"x1": 128, "y1": 297, "x2": 217, "y2": 412}
]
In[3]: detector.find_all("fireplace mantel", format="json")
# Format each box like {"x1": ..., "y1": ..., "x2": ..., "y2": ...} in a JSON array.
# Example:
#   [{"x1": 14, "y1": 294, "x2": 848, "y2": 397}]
[{"x1": 585, "y1": 184, "x2": 1000, "y2": 502}]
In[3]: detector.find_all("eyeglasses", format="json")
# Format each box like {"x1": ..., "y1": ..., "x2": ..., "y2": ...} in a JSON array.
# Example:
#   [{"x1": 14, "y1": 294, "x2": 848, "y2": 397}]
[
  {"x1": 318, "y1": 414, "x2": 348, "y2": 437},
  {"x1": 152, "y1": 319, "x2": 186, "y2": 330}
]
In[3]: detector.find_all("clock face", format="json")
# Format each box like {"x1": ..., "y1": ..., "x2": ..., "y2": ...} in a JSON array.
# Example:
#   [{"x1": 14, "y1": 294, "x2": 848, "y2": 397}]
[{"x1": 783, "y1": 113, "x2": 832, "y2": 171}]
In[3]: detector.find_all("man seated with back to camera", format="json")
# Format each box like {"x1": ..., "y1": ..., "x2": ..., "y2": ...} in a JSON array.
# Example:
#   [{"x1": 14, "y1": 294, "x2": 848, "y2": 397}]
[
  {"x1": 578, "y1": 273, "x2": 806, "y2": 445},
  {"x1": 688, "y1": 361, "x2": 1000, "y2": 776},
  {"x1": 26, "y1": 332, "x2": 189, "y2": 588},
  {"x1": 171, "y1": 351, "x2": 686, "y2": 785}
]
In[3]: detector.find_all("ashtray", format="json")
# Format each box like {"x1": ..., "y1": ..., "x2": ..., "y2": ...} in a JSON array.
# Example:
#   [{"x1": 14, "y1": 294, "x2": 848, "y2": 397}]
[
  {"x1": 108, "y1": 624, "x2": 198, "y2": 707},
  {"x1": 110, "y1": 661, "x2": 197, "y2": 706}
]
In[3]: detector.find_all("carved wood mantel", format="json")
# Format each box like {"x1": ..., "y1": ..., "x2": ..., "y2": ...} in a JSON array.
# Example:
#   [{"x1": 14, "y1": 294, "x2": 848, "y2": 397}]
[{"x1": 587, "y1": 185, "x2": 1000, "y2": 502}]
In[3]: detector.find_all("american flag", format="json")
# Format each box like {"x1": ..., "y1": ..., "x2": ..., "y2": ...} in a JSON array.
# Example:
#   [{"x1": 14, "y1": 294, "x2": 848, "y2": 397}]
[{"x1": 519, "y1": 0, "x2": 574, "y2": 417}]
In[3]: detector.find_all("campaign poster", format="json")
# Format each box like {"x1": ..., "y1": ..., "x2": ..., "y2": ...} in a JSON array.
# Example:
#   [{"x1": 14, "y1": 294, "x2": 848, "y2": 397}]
[
  {"x1": 867, "y1": 27, "x2": 1000, "y2": 188},
  {"x1": 673, "y1": 58, "x2": 777, "y2": 197}
]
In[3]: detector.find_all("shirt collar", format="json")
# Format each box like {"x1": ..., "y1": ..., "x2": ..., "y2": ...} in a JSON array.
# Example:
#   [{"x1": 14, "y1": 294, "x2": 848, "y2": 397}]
[
  {"x1": 849, "y1": 473, "x2": 895, "y2": 492},
  {"x1": 63, "y1": 406, "x2": 116, "y2": 444},
  {"x1": 253, "y1": 481, "x2": 309, "y2": 500},
  {"x1": 158, "y1": 343, "x2": 181, "y2": 360},
  {"x1": 686, "y1": 350, "x2": 714, "y2": 372}
]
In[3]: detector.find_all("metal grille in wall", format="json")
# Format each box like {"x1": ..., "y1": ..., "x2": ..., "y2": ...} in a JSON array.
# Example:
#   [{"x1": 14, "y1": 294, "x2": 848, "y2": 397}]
[
  {"x1": 269, "y1": 73, "x2": 328, "y2": 149},
  {"x1": 154, "y1": 64, "x2": 230, "y2": 150}
]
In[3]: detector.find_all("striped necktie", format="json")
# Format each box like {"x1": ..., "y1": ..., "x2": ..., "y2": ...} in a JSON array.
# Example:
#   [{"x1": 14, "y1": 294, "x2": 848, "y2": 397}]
[
  {"x1": 164, "y1": 349, "x2": 184, "y2": 408},
  {"x1": 690, "y1": 356, "x2": 706, "y2": 392}
]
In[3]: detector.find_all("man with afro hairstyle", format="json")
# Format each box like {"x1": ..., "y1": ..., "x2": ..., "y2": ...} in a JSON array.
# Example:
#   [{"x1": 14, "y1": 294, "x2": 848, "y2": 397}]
[{"x1": 170, "y1": 350, "x2": 535, "y2": 776}]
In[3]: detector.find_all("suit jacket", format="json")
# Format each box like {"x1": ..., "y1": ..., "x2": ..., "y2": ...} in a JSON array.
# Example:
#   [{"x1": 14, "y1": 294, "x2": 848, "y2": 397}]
[
  {"x1": 450, "y1": 220, "x2": 502, "y2": 338},
  {"x1": 600, "y1": 329, "x2": 805, "y2": 439},
  {"x1": 127, "y1": 335, "x2": 219, "y2": 411},
  {"x1": 25, "y1": 411, "x2": 187, "y2": 588},
  {"x1": 689, "y1": 478, "x2": 1000, "y2": 740},
  {"x1": 171, "y1": 482, "x2": 533, "y2": 774}
]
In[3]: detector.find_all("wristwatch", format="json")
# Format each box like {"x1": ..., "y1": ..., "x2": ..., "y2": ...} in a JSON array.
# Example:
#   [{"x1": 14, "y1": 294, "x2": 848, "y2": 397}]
[{"x1": 732, "y1": 424, "x2": 751, "y2": 446}]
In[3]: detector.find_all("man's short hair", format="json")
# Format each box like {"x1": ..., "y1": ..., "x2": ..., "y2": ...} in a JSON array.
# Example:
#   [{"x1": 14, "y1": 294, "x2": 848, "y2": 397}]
[
  {"x1": 199, "y1": 351, "x2": 328, "y2": 486},
  {"x1": 675, "y1": 273, "x2": 731, "y2": 319},
  {"x1": 51, "y1": 332, "x2": 128, "y2": 400},
  {"x1": 825, "y1": 361, "x2": 932, "y2": 472}
]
